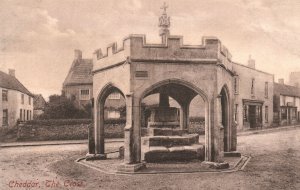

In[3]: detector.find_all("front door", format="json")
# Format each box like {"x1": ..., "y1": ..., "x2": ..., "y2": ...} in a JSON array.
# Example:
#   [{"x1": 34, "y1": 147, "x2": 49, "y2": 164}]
[{"x1": 249, "y1": 105, "x2": 256, "y2": 128}]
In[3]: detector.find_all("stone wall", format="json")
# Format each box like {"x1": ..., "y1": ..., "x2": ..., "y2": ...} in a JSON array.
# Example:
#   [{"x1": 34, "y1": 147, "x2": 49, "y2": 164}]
[
  {"x1": 17, "y1": 123, "x2": 90, "y2": 141},
  {"x1": 17, "y1": 121, "x2": 126, "y2": 141}
]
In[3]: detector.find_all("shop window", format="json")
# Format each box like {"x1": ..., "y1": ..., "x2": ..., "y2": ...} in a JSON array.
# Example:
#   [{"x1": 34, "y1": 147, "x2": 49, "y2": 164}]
[
  {"x1": 281, "y1": 108, "x2": 287, "y2": 120},
  {"x1": 243, "y1": 105, "x2": 248, "y2": 123},
  {"x1": 291, "y1": 108, "x2": 297, "y2": 120}
]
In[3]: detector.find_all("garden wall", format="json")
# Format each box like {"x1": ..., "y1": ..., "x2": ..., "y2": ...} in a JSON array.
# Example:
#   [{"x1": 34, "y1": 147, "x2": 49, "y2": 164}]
[{"x1": 17, "y1": 119, "x2": 125, "y2": 141}]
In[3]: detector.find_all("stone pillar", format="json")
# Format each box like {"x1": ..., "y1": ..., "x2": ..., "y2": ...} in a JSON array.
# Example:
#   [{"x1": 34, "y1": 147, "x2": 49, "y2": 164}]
[
  {"x1": 216, "y1": 95, "x2": 224, "y2": 162},
  {"x1": 88, "y1": 98, "x2": 95, "y2": 154},
  {"x1": 159, "y1": 92, "x2": 169, "y2": 107},
  {"x1": 132, "y1": 96, "x2": 142, "y2": 162},
  {"x1": 205, "y1": 99, "x2": 213, "y2": 161},
  {"x1": 95, "y1": 102, "x2": 105, "y2": 155},
  {"x1": 180, "y1": 103, "x2": 190, "y2": 130},
  {"x1": 118, "y1": 94, "x2": 145, "y2": 172},
  {"x1": 124, "y1": 94, "x2": 133, "y2": 164}
]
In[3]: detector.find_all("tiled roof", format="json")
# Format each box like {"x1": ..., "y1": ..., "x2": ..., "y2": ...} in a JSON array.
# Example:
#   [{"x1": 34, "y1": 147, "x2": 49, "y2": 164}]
[
  {"x1": 274, "y1": 83, "x2": 300, "y2": 97},
  {"x1": 33, "y1": 94, "x2": 46, "y2": 110},
  {"x1": 0, "y1": 70, "x2": 33, "y2": 96},
  {"x1": 63, "y1": 59, "x2": 93, "y2": 86}
]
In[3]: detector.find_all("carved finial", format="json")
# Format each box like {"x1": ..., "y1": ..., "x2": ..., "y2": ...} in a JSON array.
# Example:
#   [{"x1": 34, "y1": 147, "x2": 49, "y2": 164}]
[
  {"x1": 161, "y1": 2, "x2": 168, "y2": 13},
  {"x1": 159, "y1": 2, "x2": 170, "y2": 41}
]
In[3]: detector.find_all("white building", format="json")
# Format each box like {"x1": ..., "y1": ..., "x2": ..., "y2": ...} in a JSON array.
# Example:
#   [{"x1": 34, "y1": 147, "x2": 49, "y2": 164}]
[{"x1": 0, "y1": 69, "x2": 34, "y2": 127}]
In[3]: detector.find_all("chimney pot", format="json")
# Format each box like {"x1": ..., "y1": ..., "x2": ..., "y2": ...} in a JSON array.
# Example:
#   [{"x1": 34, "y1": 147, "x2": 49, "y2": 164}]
[
  {"x1": 74, "y1": 49, "x2": 82, "y2": 60},
  {"x1": 8, "y1": 69, "x2": 15, "y2": 77},
  {"x1": 247, "y1": 55, "x2": 256, "y2": 69},
  {"x1": 278, "y1": 78, "x2": 284, "y2": 84}
]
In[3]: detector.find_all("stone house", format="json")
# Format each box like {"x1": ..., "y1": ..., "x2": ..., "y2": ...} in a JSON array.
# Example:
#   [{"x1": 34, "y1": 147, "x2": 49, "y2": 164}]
[
  {"x1": 62, "y1": 49, "x2": 126, "y2": 119},
  {"x1": 232, "y1": 57, "x2": 274, "y2": 130},
  {"x1": 33, "y1": 94, "x2": 46, "y2": 118},
  {"x1": 273, "y1": 79, "x2": 300, "y2": 125},
  {"x1": 62, "y1": 49, "x2": 93, "y2": 109},
  {"x1": 0, "y1": 69, "x2": 34, "y2": 127}
]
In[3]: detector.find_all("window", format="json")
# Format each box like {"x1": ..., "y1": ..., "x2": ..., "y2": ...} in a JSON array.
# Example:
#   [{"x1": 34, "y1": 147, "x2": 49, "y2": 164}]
[
  {"x1": 21, "y1": 94, "x2": 24, "y2": 104},
  {"x1": 27, "y1": 110, "x2": 29, "y2": 120},
  {"x1": 108, "y1": 92, "x2": 121, "y2": 100},
  {"x1": 281, "y1": 107, "x2": 287, "y2": 120},
  {"x1": 23, "y1": 110, "x2": 25, "y2": 121},
  {"x1": 243, "y1": 105, "x2": 248, "y2": 123},
  {"x1": 234, "y1": 104, "x2": 238, "y2": 122},
  {"x1": 3, "y1": 109, "x2": 8, "y2": 126},
  {"x1": 234, "y1": 76, "x2": 239, "y2": 94},
  {"x1": 265, "y1": 82, "x2": 268, "y2": 98},
  {"x1": 265, "y1": 106, "x2": 269, "y2": 123},
  {"x1": 251, "y1": 78, "x2": 255, "y2": 95},
  {"x1": 107, "y1": 110, "x2": 120, "y2": 119},
  {"x1": 2, "y1": 90, "x2": 8, "y2": 101},
  {"x1": 79, "y1": 89, "x2": 90, "y2": 100},
  {"x1": 20, "y1": 109, "x2": 22, "y2": 121},
  {"x1": 29, "y1": 97, "x2": 31, "y2": 105}
]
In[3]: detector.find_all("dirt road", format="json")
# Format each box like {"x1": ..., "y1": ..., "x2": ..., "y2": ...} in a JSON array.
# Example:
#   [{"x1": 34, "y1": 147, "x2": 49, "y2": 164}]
[{"x1": 0, "y1": 128, "x2": 299, "y2": 190}]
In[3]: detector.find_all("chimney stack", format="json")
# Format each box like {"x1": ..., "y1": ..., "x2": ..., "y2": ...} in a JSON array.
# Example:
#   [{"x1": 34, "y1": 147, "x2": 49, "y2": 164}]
[
  {"x1": 74, "y1": 49, "x2": 82, "y2": 60},
  {"x1": 247, "y1": 55, "x2": 255, "y2": 69},
  {"x1": 278, "y1": 78, "x2": 284, "y2": 84},
  {"x1": 8, "y1": 69, "x2": 15, "y2": 77}
]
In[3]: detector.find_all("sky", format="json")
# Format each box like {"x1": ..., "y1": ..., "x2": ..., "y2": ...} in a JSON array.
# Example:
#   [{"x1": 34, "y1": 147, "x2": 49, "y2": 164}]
[{"x1": 1, "y1": 0, "x2": 300, "y2": 100}]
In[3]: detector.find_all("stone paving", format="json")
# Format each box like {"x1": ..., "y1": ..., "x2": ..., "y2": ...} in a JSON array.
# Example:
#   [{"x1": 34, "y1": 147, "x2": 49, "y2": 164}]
[{"x1": 77, "y1": 152, "x2": 250, "y2": 174}]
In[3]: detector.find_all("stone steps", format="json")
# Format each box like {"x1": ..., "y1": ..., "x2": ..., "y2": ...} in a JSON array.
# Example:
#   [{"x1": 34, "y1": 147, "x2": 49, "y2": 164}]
[
  {"x1": 142, "y1": 134, "x2": 199, "y2": 147},
  {"x1": 147, "y1": 128, "x2": 187, "y2": 136},
  {"x1": 143, "y1": 144, "x2": 205, "y2": 162}
]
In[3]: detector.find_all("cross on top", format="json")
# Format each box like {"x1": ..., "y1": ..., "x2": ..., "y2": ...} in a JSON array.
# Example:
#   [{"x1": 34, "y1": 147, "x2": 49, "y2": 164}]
[{"x1": 161, "y1": 2, "x2": 168, "y2": 13}]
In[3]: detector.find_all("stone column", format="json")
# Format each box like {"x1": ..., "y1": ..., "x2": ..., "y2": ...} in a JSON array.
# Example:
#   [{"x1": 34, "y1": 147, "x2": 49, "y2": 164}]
[
  {"x1": 159, "y1": 92, "x2": 170, "y2": 107},
  {"x1": 124, "y1": 94, "x2": 133, "y2": 164},
  {"x1": 205, "y1": 99, "x2": 213, "y2": 161},
  {"x1": 217, "y1": 95, "x2": 224, "y2": 162},
  {"x1": 132, "y1": 96, "x2": 142, "y2": 162},
  {"x1": 118, "y1": 94, "x2": 145, "y2": 172},
  {"x1": 94, "y1": 101, "x2": 105, "y2": 156},
  {"x1": 180, "y1": 103, "x2": 190, "y2": 130}
]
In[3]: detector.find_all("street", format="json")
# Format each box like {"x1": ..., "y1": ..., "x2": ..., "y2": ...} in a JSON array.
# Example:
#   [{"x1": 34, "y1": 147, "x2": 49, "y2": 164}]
[{"x1": 0, "y1": 128, "x2": 299, "y2": 190}]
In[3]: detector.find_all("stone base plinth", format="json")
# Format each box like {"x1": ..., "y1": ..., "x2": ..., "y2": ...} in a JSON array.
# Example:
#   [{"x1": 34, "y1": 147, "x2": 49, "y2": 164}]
[
  {"x1": 143, "y1": 144, "x2": 205, "y2": 162},
  {"x1": 85, "y1": 153, "x2": 106, "y2": 161},
  {"x1": 148, "y1": 107, "x2": 179, "y2": 123},
  {"x1": 117, "y1": 162, "x2": 146, "y2": 173},
  {"x1": 202, "y1": 161, "x2": 229, "y2": 169},
  {"x1": 224, "y1": 151, "x2": 241, "y2": 157}
]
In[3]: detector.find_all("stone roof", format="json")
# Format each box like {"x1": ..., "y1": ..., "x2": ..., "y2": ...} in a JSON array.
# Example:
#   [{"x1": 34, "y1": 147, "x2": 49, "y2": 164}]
[
  {"x1": 33, "y1": 94, "x2": 46, "y2": 110},
  {"x1": 0, "y1": 70, "x2": 33, "y2": 96},
  {"x1": 274, "y1": 82, "x2": 300, "y2": 97},
  {"x1": 63, "y1": 58, "x2": 93, "y2": 86}
]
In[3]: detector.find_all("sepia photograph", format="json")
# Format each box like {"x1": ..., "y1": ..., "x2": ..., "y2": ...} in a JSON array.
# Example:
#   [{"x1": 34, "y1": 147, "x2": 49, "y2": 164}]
[{"x1": 0, "y1": 0, "x2": 299, "y2": 189}]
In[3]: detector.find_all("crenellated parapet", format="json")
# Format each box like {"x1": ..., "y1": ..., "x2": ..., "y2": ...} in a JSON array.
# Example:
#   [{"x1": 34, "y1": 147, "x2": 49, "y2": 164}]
[{"x1": 93, "y1": 34, "x2": 234, "y2": 73}]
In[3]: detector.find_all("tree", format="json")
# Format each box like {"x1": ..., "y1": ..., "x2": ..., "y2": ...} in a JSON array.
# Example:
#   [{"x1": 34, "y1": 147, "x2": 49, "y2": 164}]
[{"x1": 39, "y1": 94, "x2": 91, "y2": 119}]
